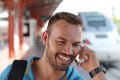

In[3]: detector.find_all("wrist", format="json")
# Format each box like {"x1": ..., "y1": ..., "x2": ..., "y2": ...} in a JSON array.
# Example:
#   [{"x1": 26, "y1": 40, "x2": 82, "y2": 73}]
[{"x1": 89, "y1": 65, "x2": 106, "y2": 78}]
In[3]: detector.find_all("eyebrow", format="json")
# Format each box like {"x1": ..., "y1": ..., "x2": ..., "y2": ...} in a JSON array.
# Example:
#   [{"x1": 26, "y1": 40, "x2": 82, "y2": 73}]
[
  {"x1": 58, "y1": 37, "x2": 66, "y2": 41},
  {"x1": 58, "y1": 37, "x2": 81, "y2": 43}
]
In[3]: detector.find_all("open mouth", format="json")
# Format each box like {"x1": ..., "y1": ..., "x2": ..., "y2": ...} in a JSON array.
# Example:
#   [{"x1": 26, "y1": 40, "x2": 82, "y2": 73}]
[{"x1": 57, "y1": 54, "x2": 72, "y2": 65}]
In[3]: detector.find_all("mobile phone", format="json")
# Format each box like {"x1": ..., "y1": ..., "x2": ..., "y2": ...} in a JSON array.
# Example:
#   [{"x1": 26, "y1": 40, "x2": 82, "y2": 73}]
[{"x1": 75, "y1": 54, "x2": 85, "y2": 66}]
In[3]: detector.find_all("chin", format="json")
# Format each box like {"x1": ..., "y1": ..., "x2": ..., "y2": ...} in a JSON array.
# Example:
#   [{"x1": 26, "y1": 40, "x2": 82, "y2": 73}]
[{"x1": 55, "y1": 64, "x2": 70, "y2": 71}]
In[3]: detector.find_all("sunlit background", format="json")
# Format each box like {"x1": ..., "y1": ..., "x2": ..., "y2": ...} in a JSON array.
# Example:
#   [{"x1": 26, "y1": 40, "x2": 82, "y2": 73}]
[
  {"x1": 41, "y1": 0, "x2": 120, "y2": 34},
  {"x1": 0, "y1": 0, "x2": 120, "y2": 80}
]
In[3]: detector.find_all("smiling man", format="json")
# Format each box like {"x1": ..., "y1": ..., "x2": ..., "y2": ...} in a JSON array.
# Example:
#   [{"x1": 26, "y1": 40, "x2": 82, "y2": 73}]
[{"x1": 0, "y1": 12, "x2": 107, "y2": 80}]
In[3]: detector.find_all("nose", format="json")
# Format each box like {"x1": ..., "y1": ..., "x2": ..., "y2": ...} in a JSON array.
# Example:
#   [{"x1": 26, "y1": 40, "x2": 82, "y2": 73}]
[{"x1": 63, "y1": 45, "x2": 73, "y2": 55}]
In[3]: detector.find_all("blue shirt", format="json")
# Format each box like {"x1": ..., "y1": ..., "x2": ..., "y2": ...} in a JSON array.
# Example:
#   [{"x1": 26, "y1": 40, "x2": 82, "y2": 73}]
[{"x1": 0, "y1": 56, "x2": 85, "y2": 80}]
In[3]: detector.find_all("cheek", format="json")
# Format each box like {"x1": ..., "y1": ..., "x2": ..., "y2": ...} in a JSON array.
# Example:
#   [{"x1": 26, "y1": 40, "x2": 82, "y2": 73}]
[
  {"x1": 48, "y1": 38, "x2": 56, "y2": 50},
  {"x1": 49, "y1": 41, "x2": 60, "y2": 54},
  {"x1": 54, "y1": 46, "x2": 63, "y2": 53},
  {"x1": 73, "y1": 47, "x2": 81, "y2": 55},
  {"x1": 54, "y1": 42, "x2": 64, "y2": 51}
]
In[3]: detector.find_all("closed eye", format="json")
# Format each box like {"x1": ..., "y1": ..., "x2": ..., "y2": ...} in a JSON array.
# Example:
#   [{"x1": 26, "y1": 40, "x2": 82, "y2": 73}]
[
  {"x1": 56, "y1": 41, "x2": 66, "y2": 46},
  {"x1": 73, "y1": 42, "x2": 81, "y2": 47}
]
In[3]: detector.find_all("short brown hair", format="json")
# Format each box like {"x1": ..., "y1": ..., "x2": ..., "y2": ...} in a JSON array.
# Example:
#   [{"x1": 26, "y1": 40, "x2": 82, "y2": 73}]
[{"x1": 46, "y1": 12, "x2": 83, "y2": 35}]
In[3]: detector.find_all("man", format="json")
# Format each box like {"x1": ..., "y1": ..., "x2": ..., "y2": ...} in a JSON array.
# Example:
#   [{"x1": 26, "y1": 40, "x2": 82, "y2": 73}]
[{"x1": 0, "y1": 12, "x2": 107, "y2": 80}]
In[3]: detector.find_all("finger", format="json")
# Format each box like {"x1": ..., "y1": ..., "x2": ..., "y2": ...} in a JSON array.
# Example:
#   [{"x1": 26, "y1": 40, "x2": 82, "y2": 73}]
[{"x1": 79, "y1": 46, "x2": 88, "y2": 59}]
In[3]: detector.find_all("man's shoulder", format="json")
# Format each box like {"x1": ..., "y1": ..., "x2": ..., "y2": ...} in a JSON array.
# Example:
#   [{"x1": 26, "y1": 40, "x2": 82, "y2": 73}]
[
  {"x1": 0, "y1": 64, "x2": 12, "y2": 80},
  {"x1": 27, "y1": 56, "x2": 40, "y2": 63},
  {"x1": 66, "y1": 66, "x2": 85, "y2": 80},
  {"x1": 0, "y1": 56, "x2": 40, "y2": 80}
]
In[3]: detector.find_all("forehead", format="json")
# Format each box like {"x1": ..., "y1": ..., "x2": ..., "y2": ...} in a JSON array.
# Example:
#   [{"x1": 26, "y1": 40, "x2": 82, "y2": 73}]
[{"x1": 50, "y1": 19, "x2": 82, "y2": 41}]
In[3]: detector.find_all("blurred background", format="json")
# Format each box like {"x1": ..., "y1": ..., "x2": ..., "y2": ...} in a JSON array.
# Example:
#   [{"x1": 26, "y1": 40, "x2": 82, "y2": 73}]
[{"x1": 0, "y1": 0, "x2": 120, "y2": 80}]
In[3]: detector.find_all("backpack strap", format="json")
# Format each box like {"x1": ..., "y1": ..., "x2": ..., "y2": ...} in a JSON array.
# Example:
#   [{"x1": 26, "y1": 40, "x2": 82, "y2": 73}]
[{"x1": 8, "y1": 60, "x2": 27, "y2": 80}]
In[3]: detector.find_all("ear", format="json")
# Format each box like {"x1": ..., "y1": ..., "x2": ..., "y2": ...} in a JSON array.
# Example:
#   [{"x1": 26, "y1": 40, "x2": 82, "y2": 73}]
[{"x1": 42, "y1": 31, "x2": 48, "y2": 46}]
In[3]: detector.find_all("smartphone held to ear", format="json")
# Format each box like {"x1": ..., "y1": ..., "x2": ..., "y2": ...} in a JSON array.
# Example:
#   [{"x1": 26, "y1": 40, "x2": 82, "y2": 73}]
[{"x1": 75, "y1": 55, "x2": 86, "y2": 66}]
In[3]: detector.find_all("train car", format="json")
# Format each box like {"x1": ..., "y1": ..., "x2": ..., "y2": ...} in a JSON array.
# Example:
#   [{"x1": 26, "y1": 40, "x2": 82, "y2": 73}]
[{"x1": 78, "y1": 11, "x2": 120, "y2": 64}]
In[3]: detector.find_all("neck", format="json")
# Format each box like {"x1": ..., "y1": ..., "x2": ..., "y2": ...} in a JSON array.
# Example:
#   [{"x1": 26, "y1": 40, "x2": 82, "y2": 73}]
[{"x1": 33, "y1": 55, "x2": 66, "y2": 80}]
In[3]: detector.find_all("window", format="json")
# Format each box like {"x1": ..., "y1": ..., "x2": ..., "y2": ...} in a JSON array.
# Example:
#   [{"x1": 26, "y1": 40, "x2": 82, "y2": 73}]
[{"x1": 84, "y1": 12, "x2": 106, "y2": 27}]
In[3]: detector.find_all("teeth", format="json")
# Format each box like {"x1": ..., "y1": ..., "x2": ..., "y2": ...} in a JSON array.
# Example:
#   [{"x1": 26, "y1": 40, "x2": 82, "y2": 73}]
[{"x1": 58, "y1": 55, "x2": 70, "y2": 61}]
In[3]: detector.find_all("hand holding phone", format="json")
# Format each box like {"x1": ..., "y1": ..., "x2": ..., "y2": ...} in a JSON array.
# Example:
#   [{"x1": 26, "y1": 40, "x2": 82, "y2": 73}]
[{"x1": 75, "y1": 46, "x2": 100, "y2": 72}]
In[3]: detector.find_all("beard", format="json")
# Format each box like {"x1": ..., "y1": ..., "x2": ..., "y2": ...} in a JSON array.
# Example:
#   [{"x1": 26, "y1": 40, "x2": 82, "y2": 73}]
[{"x1": 46, "y1": 46, "x2": 75, "y2": 71}]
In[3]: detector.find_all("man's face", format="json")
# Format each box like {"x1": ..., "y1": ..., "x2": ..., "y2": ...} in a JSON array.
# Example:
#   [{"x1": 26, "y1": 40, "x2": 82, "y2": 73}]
[{"x1": 45, "y1": 19, "x2": 82, "y2": 71}]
